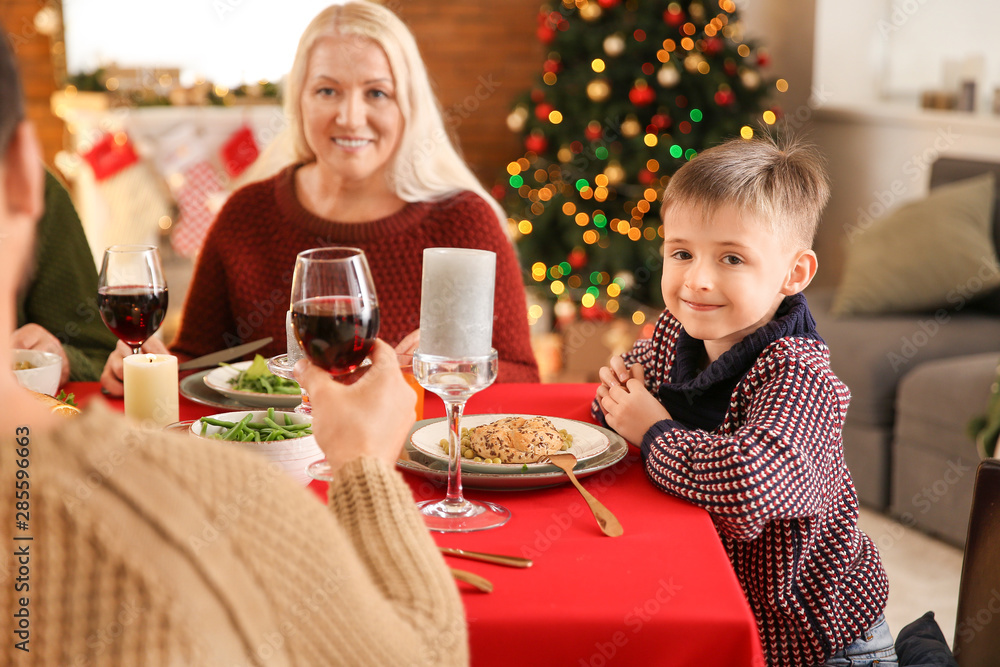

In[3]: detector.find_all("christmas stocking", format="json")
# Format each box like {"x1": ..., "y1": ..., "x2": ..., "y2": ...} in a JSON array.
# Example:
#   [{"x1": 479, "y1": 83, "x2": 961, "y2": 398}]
[{"x1": 171, "y1": 161, "x2": 225, "y2": 258}]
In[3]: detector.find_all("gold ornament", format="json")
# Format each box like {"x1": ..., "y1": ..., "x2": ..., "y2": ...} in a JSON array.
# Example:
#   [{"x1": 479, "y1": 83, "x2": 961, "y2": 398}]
[
  {"x1": 684, "y1": 54, "x2": 704, "y2": 73},
  {"x1": 557, "y1": 146, "x2": 573, "y2": 163},
  {"x1": 603, "y1": 33, "x2": 626, "y2": 57},
  {"x1": 580, "y1": 1, "x2": 602, "y2": 21},
  {"x1": 506, "y1": 108, "x2": 527, "y2": 132},
  {"x1": 740, "y1": 68, "x2": 761, "y2": 90},
  {"x1": 586, "y1": 78, "x2": 611, "y2": 102},
  {"x1": 604, "y1": 162, "x2": 625, "y2": 185},
  {"x1": 689, "y1": 2, "x2": 705, "y2": 21},
  {"x1": 657, "y1": 65, "x2": 680, "y2": 88},
  {"x1": 620, "y1": 116, "x2": 641, "y2": 138}
]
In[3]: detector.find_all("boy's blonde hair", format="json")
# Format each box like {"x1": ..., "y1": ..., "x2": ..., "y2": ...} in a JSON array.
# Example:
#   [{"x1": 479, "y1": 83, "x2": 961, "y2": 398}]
[{"x1": 660, "y1": 135, "x2": 830, "y2": 249}]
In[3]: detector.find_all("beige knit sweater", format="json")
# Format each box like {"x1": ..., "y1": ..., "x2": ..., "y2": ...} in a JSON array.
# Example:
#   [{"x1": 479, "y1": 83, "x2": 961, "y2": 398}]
[{"x1": 0, "y1": 403, "x2": 468, "y2": 666}]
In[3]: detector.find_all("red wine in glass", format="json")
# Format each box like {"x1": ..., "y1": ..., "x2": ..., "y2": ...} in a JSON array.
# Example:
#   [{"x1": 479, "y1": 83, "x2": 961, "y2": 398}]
[
  {"x1": 98, "y1": 285, "x2": 169, "y2": 351},
  {"x1": 98, "y1": 245, "x2": 168, "y2": 355},
  {"x1": 292, "y1": 296, "x2": 379, "y2": 375}
]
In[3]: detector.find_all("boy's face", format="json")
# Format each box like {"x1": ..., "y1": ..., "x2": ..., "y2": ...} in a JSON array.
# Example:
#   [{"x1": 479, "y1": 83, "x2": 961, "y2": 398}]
[{"x1": 660, "y1": 201, "x2": 810, "y2": 360}]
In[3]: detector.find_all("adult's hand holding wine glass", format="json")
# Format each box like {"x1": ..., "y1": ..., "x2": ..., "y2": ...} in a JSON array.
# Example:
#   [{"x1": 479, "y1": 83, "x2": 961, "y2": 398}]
[
  {"x1": 294, "y1": 339, "x2": 416, "y2": 474},
  {"x1": 100, "y1": 337, "x2": 170, "y2": 397},
  {"x1": 11, "y1": 323, "x2": 71, "y2": 386}
]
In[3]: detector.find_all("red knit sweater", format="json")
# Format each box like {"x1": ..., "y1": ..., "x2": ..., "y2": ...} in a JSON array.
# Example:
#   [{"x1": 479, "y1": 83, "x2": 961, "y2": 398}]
[{"x1": 172, "y1": 164, "x2": 539, "y2": 383}]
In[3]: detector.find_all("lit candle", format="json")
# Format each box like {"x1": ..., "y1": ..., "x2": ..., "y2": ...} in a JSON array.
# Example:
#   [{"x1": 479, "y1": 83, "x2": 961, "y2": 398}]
[
  {"x1": 419, "y1": 248, "x2": 496, "y2": 358},
  {"x1": 123, "y1": 353, "x2": 179, "y2": 428}
]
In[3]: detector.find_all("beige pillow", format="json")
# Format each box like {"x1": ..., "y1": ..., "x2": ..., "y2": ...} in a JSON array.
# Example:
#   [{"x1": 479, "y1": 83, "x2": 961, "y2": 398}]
[{"x1": 832, "y1": 172, "x2": 998, "y2": 316}]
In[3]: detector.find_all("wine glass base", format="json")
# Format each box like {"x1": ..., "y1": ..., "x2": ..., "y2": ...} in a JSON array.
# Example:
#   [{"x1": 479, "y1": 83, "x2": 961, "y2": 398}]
[
  {"x1": 416, "y1": 498, "x2": 510, "y2": 533},
  {"x1": 307, "y1": 458, "x2": 333, "y2": 482}
]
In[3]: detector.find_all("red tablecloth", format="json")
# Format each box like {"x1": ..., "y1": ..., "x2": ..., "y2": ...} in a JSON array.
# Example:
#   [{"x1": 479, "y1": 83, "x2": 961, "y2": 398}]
[{"x1": 67, "y1": 382, "x2": 765, "y2": 667}]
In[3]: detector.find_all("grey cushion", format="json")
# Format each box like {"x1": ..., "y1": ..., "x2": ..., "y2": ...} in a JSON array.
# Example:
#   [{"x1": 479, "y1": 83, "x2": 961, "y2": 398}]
[{"x1": 809, "y1": 288, "x2": 1000, "y2": 427}]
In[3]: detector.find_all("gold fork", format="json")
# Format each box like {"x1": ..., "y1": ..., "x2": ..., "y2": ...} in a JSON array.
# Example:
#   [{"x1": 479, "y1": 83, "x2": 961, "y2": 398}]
[
  {"x1": 540, "y1": 453, "x2": 624, "y2": 537},
  {"x1": 450, "y1": 568, "x2": 494, "y2": 593}
]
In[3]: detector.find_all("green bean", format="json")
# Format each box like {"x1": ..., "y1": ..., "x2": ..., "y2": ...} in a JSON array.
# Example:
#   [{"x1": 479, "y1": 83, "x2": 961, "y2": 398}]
[{"x1": 202, "y1": 417, "x2": 237, "y2": 427}]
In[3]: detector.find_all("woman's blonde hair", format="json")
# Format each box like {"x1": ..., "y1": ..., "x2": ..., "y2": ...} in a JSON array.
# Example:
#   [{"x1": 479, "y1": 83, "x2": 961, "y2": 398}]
[
  {"x1": 281, "y1": 1, "x2": 507, "y2": 230},
  {"x1": 661, "y1": 135, "x2": 830, "y2": 249}
]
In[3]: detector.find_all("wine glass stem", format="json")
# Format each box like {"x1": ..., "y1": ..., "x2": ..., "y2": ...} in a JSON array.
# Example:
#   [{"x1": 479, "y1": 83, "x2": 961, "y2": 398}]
[
  {"x1": 444, "y1": 398, "x2": 466, "y2": 506},
  {"x1": 131, "y1": 346, "x2": 142, "y2": 355}
]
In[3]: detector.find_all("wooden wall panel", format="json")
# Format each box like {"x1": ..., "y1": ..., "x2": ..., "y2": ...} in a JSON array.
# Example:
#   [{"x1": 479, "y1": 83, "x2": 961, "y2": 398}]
[{"x1": 1, "y1": 0, "x2": 64, "y2": 166}]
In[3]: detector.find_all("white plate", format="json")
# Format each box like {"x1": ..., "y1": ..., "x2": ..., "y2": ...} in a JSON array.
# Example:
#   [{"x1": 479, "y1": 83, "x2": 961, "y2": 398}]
[
  {"x1": 409, "y1": 414, "x2": 611, "y2": 474},
  {"x1": 202, "y1": 361, "x2": 302, "y2": 409}
]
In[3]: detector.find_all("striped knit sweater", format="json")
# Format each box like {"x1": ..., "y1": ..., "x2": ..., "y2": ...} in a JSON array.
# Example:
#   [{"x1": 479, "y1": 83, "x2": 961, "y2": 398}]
[{"x1": 595, "y1": 294, "x2": 889, "y2": 666}]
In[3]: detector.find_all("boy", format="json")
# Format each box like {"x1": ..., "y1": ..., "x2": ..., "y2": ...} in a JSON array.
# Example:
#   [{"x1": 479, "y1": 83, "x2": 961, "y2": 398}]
[{"x1": 594, "y1": 137, "x2": 894, "y2": 667}]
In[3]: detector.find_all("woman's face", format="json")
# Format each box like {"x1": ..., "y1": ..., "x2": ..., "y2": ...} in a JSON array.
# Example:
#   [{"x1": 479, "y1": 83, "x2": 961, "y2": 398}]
[{"x1": 300, "y1": 34, "x2": 403, "y2": 187}]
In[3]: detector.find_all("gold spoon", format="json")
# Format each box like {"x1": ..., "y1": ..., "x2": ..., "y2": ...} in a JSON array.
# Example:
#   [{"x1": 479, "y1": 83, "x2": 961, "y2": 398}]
[{"x1": 541, "y1": 453, "x2": 624, "y2": 537}]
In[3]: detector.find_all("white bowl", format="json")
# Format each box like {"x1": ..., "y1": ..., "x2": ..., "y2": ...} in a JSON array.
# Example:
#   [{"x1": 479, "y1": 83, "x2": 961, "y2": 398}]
[
  {"x1": 190, "y1": 410, "x2": 324, "y2": 486},
  {"x1": 12, "y1": 349, "x2": 62, "y2": 396}
]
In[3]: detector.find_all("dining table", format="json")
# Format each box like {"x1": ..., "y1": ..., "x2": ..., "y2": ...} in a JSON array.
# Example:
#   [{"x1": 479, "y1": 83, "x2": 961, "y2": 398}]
[{"x1": 66, "y1": 380, "x2": 765, "y2": 667}]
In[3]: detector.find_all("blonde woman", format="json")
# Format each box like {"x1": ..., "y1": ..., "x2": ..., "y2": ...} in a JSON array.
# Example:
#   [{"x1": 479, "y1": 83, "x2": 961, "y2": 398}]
[{"x1": 103, "y1": 1, "x2": 538, "y2": 395}]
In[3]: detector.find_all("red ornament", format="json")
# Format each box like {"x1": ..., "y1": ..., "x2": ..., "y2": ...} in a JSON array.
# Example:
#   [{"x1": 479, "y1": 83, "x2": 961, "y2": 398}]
[
  {"x1": 543, "y1": 59, "x2": 562, "y2": 74},
  {"x1": 629, "y1": 84, "x2": 656, "y2": 106},
  {"x1": 535, "y1": 102, "x2": 554, "y2": 121},
  {"x1": 663, "y1": 8, "x2": 685, "y2": 27},
  {"x1": 724, "y1": 60, "x2": 738, "y2": 76},
  {"x1": 492, "y1": 183, "x2": 506, "y2": 200},
  {"x1": 597, "y1": 0, "x2": 620, "y2": 7},
  {"x1": 537, "y1": 25, "x2": 556, "y2": 44},
  {"x1": 585, "y1": 124, "x2": 603, "y2": 141},
  {"x1": 530, "y1": 88, "x2": 545, "y2": 103},
  {"x1": 651, "y1": 113, "x2": 671, "y2": 129},
  {"x1": 567, "y1": 248, "x2": 587, "y2": 269},
  {"x1": 581, "y1": 303, "x2": 614, "y2": 322},
  {"x1": 702, "y1": 37, "x2": 723, "y2": 57},
  {"x1": 525, "y1": 133, "x2": 548, "y2": 153},
  {"x1": 770, "y1": 107, "x2": 784, "y2": 120},
  {"x1": 714, "y1": 89, "x2": 735, "y2": 106},
  {"x1": 638, "y1": 169, "x2": 656, "y2": 185},
  {"x1": 757, "y1": 51, "x2": 771, "y2": 67}
]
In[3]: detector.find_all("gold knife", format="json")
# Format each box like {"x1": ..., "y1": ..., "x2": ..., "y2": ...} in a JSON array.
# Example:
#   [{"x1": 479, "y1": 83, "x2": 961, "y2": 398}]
[
  {"x1": 439, "y1": 547, "x2": 533, "y2": 568},
  {"x1": 177, "y1": 337, "x2": 274, "y2": 371}
]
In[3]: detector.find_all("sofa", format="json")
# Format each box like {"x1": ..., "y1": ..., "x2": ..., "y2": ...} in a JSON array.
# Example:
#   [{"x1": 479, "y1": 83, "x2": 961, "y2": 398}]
[{"x1": 808, "y1": 156, "x2": 1000, "y2": 548}]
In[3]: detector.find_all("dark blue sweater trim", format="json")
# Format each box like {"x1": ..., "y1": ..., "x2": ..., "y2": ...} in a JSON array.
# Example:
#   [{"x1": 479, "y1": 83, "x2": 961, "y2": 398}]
[{"x1": 656, "y1": 293, "x2": 821, "y2": 432}]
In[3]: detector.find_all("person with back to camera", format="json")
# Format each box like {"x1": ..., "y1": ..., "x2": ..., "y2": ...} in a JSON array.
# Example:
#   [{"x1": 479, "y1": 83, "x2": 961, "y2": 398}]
[
  {"x1": 0, "y1": 27, "x2": 467, "y2": 665},
  {"x1": 593, "y1": 136, "x2": 896, "y2": 667},
  {"x1": 100, "y1": 0, "x2": 539, "y2": 396}
]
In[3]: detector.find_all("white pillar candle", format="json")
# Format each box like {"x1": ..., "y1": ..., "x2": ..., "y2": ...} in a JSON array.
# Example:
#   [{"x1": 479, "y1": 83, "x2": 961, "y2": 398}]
[
  {"x1": 123, "y1": 354, "x2": 179, "y2": 428},
  {"x1": 419, "y1": 248, "x2": 496, "y2": 358}
]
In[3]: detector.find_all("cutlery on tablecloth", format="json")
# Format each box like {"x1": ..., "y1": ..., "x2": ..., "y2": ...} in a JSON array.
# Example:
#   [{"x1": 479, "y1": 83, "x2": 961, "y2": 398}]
[
  {"x1": 540, "y1": 453, "x2": 624, "y2": 538},
  {"x1": 439, "y1": 547, "x2": 532, "y2": 568},
  {"x1": 449, "y1": 568, "x2": 493, "y2": 593},
  {"x1": 177, "y1": 338, "x2": 274, "y2": 371}
]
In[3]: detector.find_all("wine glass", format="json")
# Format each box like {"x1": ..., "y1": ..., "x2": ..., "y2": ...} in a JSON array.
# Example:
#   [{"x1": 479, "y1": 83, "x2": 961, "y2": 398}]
[
  {"x1": 290, "y1": 247, "x2": 380, "y2": 480},
  {"x1": 267, "y1": 310, "x2": 311, "y2": 414},
  {"x1": 413, "y1": 349, "x2": 507, "y2": 532},
  {"x1": 97, "y1": 245, "x2": 169, "y2": 355}
]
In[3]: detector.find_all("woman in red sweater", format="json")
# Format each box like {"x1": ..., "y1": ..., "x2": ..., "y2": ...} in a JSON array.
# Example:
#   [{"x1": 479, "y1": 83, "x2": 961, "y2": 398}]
[{"x1": 102, "y1": 1, "x2": 538, "y2": 394}]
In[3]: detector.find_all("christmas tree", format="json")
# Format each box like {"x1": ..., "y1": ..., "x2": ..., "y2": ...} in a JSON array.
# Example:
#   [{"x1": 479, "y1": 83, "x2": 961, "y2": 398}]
[{"x1": 500, "y1": 0, "x2": 781, "y2": 325}]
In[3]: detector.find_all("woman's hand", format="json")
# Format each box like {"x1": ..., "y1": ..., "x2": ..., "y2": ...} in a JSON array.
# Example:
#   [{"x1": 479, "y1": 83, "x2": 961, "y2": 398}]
[
  {"x1": 294, "y1": 339, "x2": 416, "y2": 473},
  {"x1": 100, "y1": 338, "x2": 170, "y2": 397},
  {"x1": 12, "y1": 323, "x2": 71, "y2": 386},
  {"x1": 394, "y1": 329, "x2": 420, "y2": 365}
]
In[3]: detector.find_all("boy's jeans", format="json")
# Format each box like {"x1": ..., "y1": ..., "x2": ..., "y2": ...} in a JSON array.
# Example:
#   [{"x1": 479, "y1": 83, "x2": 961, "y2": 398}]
[{"x1": 814, "y1": 615, "x2": 898, "y2": 666}]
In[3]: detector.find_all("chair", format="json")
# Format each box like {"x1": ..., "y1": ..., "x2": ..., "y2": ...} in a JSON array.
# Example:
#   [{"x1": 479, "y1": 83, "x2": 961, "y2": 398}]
[{"x1": 952, "y1": 458, "x2": 1000, "y2": 666}]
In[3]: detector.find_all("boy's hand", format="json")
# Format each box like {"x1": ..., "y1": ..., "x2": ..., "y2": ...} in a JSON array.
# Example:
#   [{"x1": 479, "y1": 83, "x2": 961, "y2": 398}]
[
  {"x1": 595, "y1": 355, "x2": 638, "y2": 415},
  {"x1": 599, "y1": 364, "x2": 671, "y2": 445}
]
